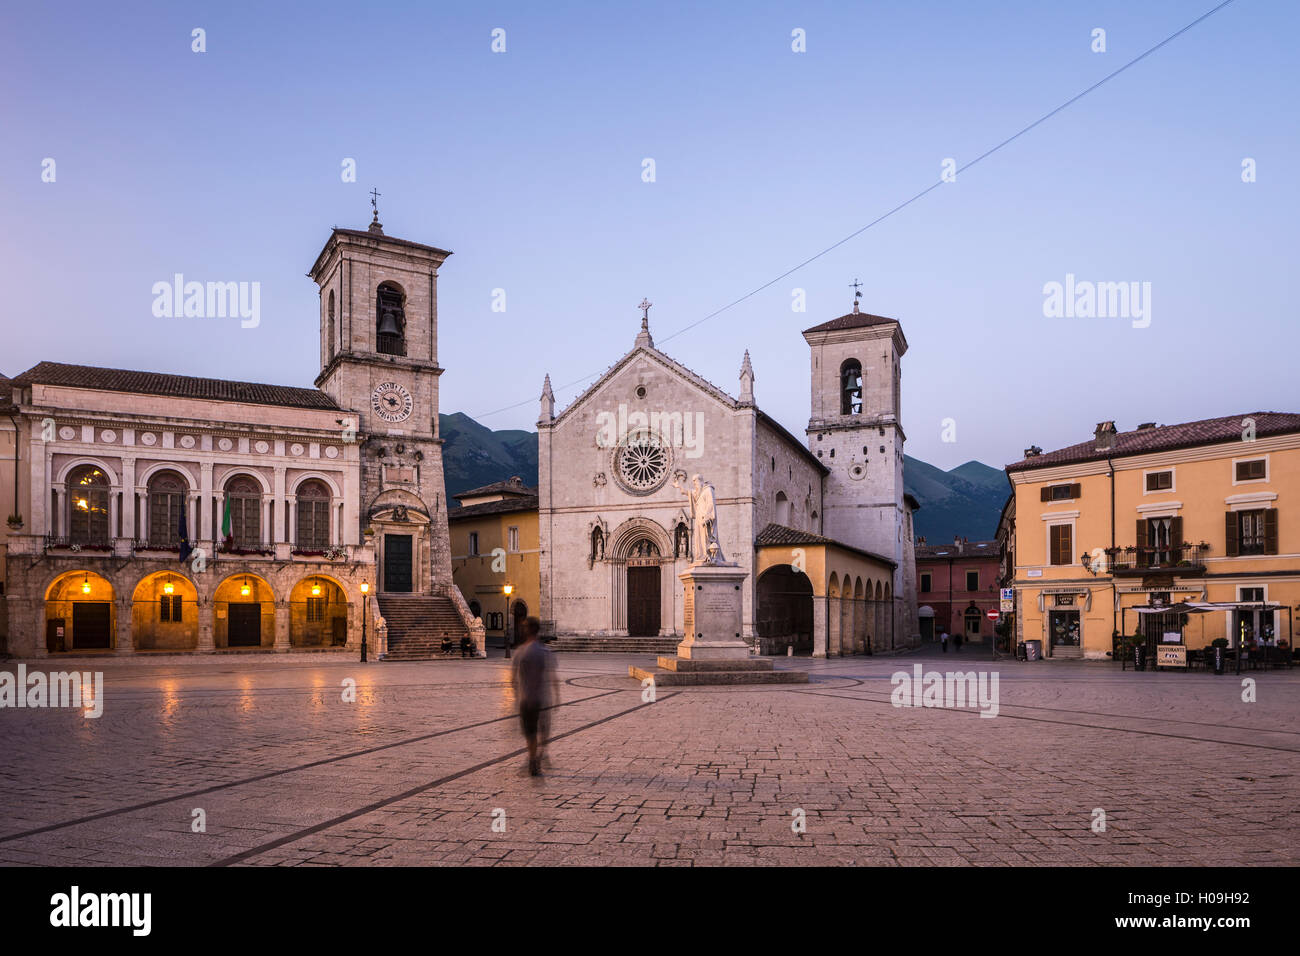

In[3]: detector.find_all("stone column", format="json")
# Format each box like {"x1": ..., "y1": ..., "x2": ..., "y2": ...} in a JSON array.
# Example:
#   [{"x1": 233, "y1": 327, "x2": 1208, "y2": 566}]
[
  {"x1": 274, "y1": 600, "x2": 290, "y2": 652},
  {"x1": 273, "y1": 467, "x2": 286, "y2": 542},
  {"x1": 200, "y1": 462, "x2": 213, "y2": 541},
  {"x1": 122, "y1": 458, "x2": 137, "y2": 543},
  {"x1": 812, "y1": 594, "x2": 828, "y2": 658},
  {"x1": 115, "y1": 596, "x2": 134, "y2": 654},
  {"x1": 197, "y1": 597, "x2": 215, "y2": 653}
]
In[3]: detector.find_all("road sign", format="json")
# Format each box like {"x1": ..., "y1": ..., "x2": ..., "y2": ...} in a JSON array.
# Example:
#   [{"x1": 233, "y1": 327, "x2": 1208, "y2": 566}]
[{"x1": 986, "y1": 609, "x2": 1000, "y2": 621}]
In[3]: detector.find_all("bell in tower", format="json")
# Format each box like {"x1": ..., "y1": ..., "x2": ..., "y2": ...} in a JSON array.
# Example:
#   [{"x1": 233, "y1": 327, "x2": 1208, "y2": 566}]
[{"x1": 376, "y1": 282, "x2": 406, "y2": 356}]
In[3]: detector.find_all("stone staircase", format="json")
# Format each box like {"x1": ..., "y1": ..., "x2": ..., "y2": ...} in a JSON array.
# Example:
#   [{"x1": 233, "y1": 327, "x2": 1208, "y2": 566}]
[
  {"x1": 552, "y1": 635, "x2": 681, "y2": 654},
  {"x1": 376, "y1": 594, "x2": 473, "y2": 661}
]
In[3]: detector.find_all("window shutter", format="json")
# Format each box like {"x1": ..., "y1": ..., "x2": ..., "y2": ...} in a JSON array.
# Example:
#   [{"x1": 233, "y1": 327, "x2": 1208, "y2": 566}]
[
  {"x1": 1170, "y1": 516, "x2": 1183, "y2": 552},
  {"x1": 1264, "y1": 508, "x2": 1278, "y2": 555},
  {"x1": 1040, "y1": 486, "x2": 1051, "y2": 502},
  {"x1": 1070, "y1": 483, "x2": 1081, "y2": 499},
  {"x1": 1224, "y1": 511, "x2": 1238, "y2": 557},
  {"x1": 1135, "y1": 519, "x2": 1147, "y2": 552}
]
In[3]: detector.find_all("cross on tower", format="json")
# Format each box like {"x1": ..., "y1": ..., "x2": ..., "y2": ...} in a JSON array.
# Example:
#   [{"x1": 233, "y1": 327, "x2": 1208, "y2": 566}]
[
  {"x1": 369, "y1": 187, "x2": 381, "y2": 220},
  {"x1": 849, "y1": 278, "x2": 863, "y2": 313},
  {"x1": 638, "y1": 298, "x2": 652, "y2": 322}
]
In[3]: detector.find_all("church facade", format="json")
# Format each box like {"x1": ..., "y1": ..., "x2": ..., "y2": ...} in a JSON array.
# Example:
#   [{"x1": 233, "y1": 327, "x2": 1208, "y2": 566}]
[
  {"x1": 0, "y1": 215, "x2": 480, "y2": 658},
  {"x1": 537, "y1": 305, "x2": 920, "y2": 657}
]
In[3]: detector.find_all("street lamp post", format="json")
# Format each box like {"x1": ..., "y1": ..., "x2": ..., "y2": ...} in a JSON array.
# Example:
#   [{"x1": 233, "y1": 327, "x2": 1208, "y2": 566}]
[
  {"x1": 360, "y1": 581, "x2": 370, "y2": 663},
  {"x1": 503, "y1": 584, "x2": 514, "y2": 659}
]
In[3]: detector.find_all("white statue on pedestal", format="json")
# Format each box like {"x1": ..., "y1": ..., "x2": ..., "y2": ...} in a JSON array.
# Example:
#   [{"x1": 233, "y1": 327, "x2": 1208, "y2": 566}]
[{"x1": 674, "y1": 473, "x2": 724, "y2": 565}]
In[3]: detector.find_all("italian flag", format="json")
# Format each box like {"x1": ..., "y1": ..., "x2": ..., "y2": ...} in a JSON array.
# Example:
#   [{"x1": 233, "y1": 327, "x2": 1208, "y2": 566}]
[{"x1": 221, "y1": 496, "x2": 234, "y2": 550}]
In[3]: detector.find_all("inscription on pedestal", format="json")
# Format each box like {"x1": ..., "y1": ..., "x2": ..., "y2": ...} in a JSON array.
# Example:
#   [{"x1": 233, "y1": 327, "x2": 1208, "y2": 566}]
[{"x1": 678, "y1": 566, "x2": 749, "y2": 659}]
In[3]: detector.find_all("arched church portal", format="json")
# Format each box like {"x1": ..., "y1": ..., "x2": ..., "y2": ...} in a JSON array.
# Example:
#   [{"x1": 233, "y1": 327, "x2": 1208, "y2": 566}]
[{"x1": 625, "y1": 538, "x2": 661, "y2": 637}]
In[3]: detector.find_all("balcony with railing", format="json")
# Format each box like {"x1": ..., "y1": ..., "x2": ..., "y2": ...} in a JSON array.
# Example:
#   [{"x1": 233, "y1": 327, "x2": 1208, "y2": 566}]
[
  {"x1": 45, "y1": 534, "x2": 114, "y2": 553},
  {"x1": 1103, "y1": 542, "x2": 1209, "y2": 576}
]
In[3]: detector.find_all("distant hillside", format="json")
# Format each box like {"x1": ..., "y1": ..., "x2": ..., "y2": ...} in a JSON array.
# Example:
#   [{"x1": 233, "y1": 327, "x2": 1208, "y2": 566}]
[
  {"x1": 904, "y1": 456, "x2": 1008, "y2": 542},
  {"x1": 440, "y1": 413, "x2": 1007, "y2": 538},
  {"x1": 440, "y1": 413, "x2": 538, "y2": 504}
]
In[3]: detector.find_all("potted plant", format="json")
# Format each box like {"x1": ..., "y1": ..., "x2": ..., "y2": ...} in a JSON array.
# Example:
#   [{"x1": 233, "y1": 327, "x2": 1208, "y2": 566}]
[{"x1": 6, "y1": 513, "x2": 22, "y2": 530}]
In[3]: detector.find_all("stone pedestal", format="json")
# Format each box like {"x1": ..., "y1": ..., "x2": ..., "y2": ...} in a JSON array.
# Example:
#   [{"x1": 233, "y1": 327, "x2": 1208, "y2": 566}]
[
  {"x1": 677, "y1": 563, "x2": 750, "y2": 660},
  {"x1": 629, "y1": 562, "x2": 808, "y2": 685}
]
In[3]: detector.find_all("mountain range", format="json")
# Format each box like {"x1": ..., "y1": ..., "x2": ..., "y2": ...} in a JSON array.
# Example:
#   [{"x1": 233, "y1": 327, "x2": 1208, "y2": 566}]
[{"x1": 440, "y1": 412, "x2": 1007, "y2": 542}]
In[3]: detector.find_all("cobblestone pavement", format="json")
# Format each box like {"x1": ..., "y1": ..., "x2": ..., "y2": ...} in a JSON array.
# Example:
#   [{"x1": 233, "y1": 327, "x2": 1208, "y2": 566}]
[{"x1": 1, "y1": 648, "x2": 1296, "y2": 866}]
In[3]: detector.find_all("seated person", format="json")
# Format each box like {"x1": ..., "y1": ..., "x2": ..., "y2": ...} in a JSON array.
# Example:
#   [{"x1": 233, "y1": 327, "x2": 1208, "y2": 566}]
[
  {"x1": 440, "y1": 636, "x2": 454, "y2": 654},
  {"x1": 460, "y1": 635, "x2": 473, "y2": 657}
]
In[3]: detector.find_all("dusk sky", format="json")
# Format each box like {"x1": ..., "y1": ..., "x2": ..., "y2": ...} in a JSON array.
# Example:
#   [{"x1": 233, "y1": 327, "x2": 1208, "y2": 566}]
[{"x1": 3, "y1": 0, "x2": 1295, "y2": 471}]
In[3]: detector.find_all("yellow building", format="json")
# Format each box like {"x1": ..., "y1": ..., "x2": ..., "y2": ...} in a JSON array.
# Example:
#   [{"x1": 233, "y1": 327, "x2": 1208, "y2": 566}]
[
  {"x1": 1006, "y1": 413, "x2": 1299, "y2": 660},
  {"x1": 448, "y1": 477, "x2": 539, "y2": 646}
]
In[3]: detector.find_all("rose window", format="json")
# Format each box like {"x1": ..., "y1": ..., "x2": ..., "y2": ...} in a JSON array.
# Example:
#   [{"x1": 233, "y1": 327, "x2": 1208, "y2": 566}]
[{"x1": 614, "y1": 433, "x2": 670, "y2": 495}]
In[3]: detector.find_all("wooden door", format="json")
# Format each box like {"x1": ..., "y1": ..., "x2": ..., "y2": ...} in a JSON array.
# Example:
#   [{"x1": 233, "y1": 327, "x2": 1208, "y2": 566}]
[
  {"x1": 228, "y1": 603, "x2": 262, "y2": 647},
  {"x1": 384, "y1": 534, "x2": 413, "y2": 592},
  {"x1": 627, "y1": 566, "x2": 661, "y2": 637},
  {"x1": 72, "y1": 603, "x2": 111, "y2": 649}
]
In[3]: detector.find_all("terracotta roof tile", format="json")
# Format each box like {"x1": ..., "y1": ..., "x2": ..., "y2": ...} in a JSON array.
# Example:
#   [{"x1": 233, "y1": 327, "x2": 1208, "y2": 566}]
[
  {"x1": 10, "y1": 361, "x2": 338, "y2": 411},
  {"x1": 755, "y1": 523, "x2": 896, "y2": 567},
  {"x1": 1006, "y1": 412, "x2": 1300, "y2": 471},
  {"x1": 453, "y1": 476, "x2": 537, "y2": 500},
  {"x1": 447, "y1": 496, "x2": 539, "y2": 520},
  {"x1": 916, "y1": 540, "x2": 999, "y2": 559},
  {"x1": 802, "y1": 311, "x2": 899, "y2": 334}
]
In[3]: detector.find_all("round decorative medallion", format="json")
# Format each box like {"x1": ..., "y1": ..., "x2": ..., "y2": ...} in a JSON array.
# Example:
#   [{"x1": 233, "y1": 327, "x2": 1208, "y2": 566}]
[
  {"x1": 179, "y1": 435, "x2": 196, "y2": 449},
  {"x1": 613, "y1": 432, "x2": 672, "y2": 496},
  {"x1": 140, "y1": 431, "x2": 157, "y2": 445},
  {"x1": 371, "y1": 381, "x2": 413, "y2": 423},
  {"x1": 100, "y1": 429, "x2": 116, "y2": 443},
  {"x1": 324, "y1": 445, "x2": 339, "y2": 459},
  {"x1": 254, "y1": 440, "x2": 270, "y2": 454},
  {"x1": 59, "y1": 426, "x2": 76, "y2": 441},
  {"x1": 848, "y1": 462, "x2": 866, "y2": 481},
  {"x1": 290, "y1": 442, "x2": 305, "y2": 456},
  {"x1": 217, "y1": 437, "x2": 233, "y2": 452}
]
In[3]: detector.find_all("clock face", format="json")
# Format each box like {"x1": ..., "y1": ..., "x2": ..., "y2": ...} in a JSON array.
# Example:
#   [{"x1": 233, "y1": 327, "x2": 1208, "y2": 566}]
[{"x1": 371, "y1": 381, "x2": 413, "y2": 423}]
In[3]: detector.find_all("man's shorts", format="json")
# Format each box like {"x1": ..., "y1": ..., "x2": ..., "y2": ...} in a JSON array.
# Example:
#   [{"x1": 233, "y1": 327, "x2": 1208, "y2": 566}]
[{"x1": 519, "y1": 702, "x2": 542, "y2": 738}]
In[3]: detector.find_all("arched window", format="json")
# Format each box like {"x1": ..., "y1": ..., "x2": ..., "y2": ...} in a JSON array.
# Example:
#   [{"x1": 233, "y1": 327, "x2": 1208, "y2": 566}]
[
  {"x1": 296, "y1": 480, "x2": 331, "y2": 550},
  {"x1": 67, "y1": 465, "x2": 110, "y2": 544},
  {"x1": 224, "y1": 476, "x2": 262, "y2": 549},
  {"x1": 840, "y1": 359, "x2": 863, "y2": 415},
  {"x1": 147, "y1": 471, "x2": 187, "y2": 547},
  {"x1": 376, "y1": 282, "x2": 406, "y2": 356},
  {"x1": 774, "y1": 491, "x2": 791, "y2": 526},
  {"x1": 964, "y1": 606, "x2": 982, "y2": 637},
  {"x1": 327, "y1": 290, "x2": 336, "y2": 361},
  {"x1": 469, "y1": 601, "x2": 482, "y2": 620}
]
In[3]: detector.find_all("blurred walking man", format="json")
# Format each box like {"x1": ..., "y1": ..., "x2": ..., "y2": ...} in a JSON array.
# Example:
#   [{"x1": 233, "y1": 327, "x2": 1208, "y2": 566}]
[{"x1": 511, "y1": 616, "x2": 559, "y2": 776}]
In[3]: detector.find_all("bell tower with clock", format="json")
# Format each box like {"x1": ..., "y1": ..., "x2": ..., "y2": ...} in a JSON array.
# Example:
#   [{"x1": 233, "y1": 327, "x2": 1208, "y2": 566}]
[{"x1": 309, "y1": 205, "x2": 460, "y2": 613}]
